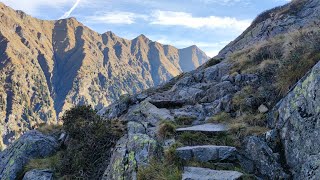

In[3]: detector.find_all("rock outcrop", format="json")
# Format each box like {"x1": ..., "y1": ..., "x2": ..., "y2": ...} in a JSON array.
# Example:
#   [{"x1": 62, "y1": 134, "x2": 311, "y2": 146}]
[
  {"x1": 268, "y1": 60, "x2": 320, "y2": 179},
  {"x1": 218, "y1": 0, "x2": 320, "y2": 58},
  {"x1": 0, "y1": 131, "x2": 58, "y2": 180},
  {"x1": 0, "y1": 2, "x2": 209, "y2": 148},
  {"x1": 240, "y1": 136, "x2": 289, "y2": 179}
]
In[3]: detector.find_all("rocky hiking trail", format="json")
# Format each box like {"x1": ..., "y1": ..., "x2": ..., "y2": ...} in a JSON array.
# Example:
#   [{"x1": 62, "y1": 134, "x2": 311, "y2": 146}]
[{"x1": 173, "y1": 123, "x2": 244, "y2": 180}]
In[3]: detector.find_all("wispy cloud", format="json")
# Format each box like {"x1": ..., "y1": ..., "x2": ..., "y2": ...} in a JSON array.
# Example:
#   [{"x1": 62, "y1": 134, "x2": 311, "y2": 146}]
[
  {"x1": 86, "y1": 11, "x2": 148, "y2": 24},
  {"x1": 60, "y1": 0, "x2": 81, "y2": 19},
  {"x1": 1, "y1": 0, "x2": 72, "y2": 15},
  {"x1": 150, "y1": 10, "x2": 251, "y2": 32}
]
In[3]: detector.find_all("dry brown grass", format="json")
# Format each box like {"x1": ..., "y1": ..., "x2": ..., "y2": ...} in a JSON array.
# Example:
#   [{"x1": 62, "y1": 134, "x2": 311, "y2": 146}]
[
  {"x1": 157, "y1": 121, "x2": 177, "y2": 140},
  {"x1": 36, "y1": 123, "x2": 63, "y2": 135},
  {"x1": 230, "y1": 27, "x2": 320, "y2": 95},
  {"x1": 207, "y1": 112, "x2": 232, "y2": 124}
]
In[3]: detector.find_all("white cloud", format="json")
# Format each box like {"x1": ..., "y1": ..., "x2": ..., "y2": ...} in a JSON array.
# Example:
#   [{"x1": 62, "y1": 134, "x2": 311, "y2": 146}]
[
  {"x1": 1, "y1": 0, "x2": 74, "y2": 15},
  {"x1": 86, "y1": 11, "x2": 148, "y2": 24},
  {"x1": 60, "y1": 0, "x2": 81, "y2": 19},
  {"x1": 150, "y1": 10, "x2": 251, "y2": 32}
]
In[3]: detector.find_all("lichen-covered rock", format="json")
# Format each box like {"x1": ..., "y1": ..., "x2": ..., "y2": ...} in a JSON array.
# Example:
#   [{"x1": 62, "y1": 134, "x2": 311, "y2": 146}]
[
  {"x1": 102, "y1": 133, "x2": 158, "y2": 180},
  {"x1": 241, "y1": 136, "x2": 289, "y2": 179},
  {"x1": 23, "y1": 169, "x2": 53, "y2": 180},
  {"x1": 269, "y1": 61, "x2": 320, "y2": 179},
  {"x1": 0, "y1": 131, "x2": 58, "y2": 180}
]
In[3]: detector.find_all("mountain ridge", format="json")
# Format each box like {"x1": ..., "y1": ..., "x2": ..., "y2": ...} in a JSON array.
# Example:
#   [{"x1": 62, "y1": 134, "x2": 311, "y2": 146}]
[{"x1": 0, "y1": 2, "x2": 209, "y2": 148}]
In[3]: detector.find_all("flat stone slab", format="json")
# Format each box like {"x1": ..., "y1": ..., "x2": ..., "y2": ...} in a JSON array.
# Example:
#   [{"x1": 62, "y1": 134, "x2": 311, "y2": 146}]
[
  {"x1": 176, "y1": 123, "x2": 229, "y2": 133},
  {"x1": 176, "y1": 145, "x2": 237, "y2": 162},
  {"x1": 182, "y1": 167, "x2": 243, "y2": 180}
]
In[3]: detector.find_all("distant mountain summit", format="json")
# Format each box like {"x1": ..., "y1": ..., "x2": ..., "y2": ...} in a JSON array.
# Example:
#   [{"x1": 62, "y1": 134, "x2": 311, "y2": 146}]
[{"x1": 0, "y1": 2, "x2": 209, "y2": 147}]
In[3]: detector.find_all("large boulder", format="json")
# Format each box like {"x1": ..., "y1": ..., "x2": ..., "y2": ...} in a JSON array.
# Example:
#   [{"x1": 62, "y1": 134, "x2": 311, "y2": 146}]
[
  {"x1": 102, "y1": 133, "x2": 158, "y2": 180},
  {"x1": 23, "y1": 169, "x2": 53, "y2": 180},
  {"x1": 268, "y1": 61, "x2": 320, "y2": 179},
  {"x1": 0, "y1": 131, "x2": 58, "y2": 180}
]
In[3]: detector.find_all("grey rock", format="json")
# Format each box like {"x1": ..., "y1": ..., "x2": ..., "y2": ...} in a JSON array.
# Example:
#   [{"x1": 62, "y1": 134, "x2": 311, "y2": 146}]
[
  {"x1": 163, "y1": 138, "x2": 176, "y2": 148},
  {"x1": 200, "y1": 81, "x2": 237, "y2": 103},
  {"x1": 235, "y1": 74, "x2": 242, "y2": 83},
  {"x1": 23, "y1": 169, "x2": 53, "y2": 180},
  {"x1": 298, "y1": 155, "x2": 320, "y2": 180},
  {"x1": 102, "y1": 133, "x2": 158, "y2": 180},
  {"x1": 218, "y1": 0, "x2": 320, "y2": 58},
  {"x1": 202, "y1": 63, "x2": 230, "y2": 83},
  {"x1": 136, "y1": 94, "x2": 148, "y2": 102},
  {"x1": 176, "y1": 145, "x2": 237, "y2": 162},
  {"x1": 270, "y1": 61, "x2": 320, "y2": 179},
  {"x1": 258, "y1": 104, "x2": 269, "y2": 113},
  {"x1": 176, "y1": 123, "x2": 229, "y2": 133},
  {"x1": 241, "y1": 136, "x2": 289, "y2": 179},
  {"x1": 127, "y1": 121, "x2": 146, "y2": 134},
  {"x1": 265, "y1": 129, "x2": 279, "y2": 151},
  {"x1": 182, "y1": 167, "x2": 243, "y2": 180},
  {"x1": 0, "y1": 131, "x2": 58, "y2": 180}
]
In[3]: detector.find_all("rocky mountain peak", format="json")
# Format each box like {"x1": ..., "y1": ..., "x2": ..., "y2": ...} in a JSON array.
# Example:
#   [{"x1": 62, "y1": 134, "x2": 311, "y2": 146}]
[
  {"x1": 1, "y1": 0, "x2": 320, "y2": 179},
  {"x1": 0, "y1": 2, "x2": 209, "y2": 148}
]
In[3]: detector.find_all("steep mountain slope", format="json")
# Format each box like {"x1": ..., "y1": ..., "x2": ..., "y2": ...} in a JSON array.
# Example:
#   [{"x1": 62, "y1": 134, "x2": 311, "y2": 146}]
[
  {"x1": 96, "y1": 0, "x2": 320, "y2": 179},
  {"x1": 0, "y1": 2, "x2": 209, "y2": 148},
  {"x1": 2, "y1": 0, "x2": 319, "y2": 179}
]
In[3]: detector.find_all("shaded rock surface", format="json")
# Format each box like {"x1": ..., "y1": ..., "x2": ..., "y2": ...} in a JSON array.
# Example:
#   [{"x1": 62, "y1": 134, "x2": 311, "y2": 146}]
[
  {"x1": 0, "y1": 131, "x2": 58, "y2": 180},
  {"x1": 268, "y1": 60, "x2": 320, "y2": 179},
  {"x1": 176, "y1": 145, "x2": 237, "y2": 163},
  {"x1": 240, "y1": 136, "x2": 289, "y2": 179},
  {"x1": 23, "y1": 169, "x2": 53, "y2": 180},
  {"x1": 182, "y1": 167, "x2": 243, "y2": 180}
]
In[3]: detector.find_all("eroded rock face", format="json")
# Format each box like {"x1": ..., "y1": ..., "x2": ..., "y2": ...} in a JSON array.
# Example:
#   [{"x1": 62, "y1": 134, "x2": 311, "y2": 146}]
[
  {"x1": 0, "y1": 131, "x2": 58, "y2": 180},
  {"x1": 269, "y1": 61, "x2": 320, "y2": 179}
]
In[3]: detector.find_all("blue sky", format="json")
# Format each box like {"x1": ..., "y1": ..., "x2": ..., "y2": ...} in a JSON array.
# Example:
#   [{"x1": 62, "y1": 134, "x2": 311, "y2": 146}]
[{"x1": 1, "y1": 0, "x2": 290, "y2": 56}]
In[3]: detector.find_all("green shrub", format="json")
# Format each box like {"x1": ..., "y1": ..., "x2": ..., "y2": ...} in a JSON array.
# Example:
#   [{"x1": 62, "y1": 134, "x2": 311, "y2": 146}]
[{"x1": 60, "y1": 106, "x2": 125, "y2": 179}]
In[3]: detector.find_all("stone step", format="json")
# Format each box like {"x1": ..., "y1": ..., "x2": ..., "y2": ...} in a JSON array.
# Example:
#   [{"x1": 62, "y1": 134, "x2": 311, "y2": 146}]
[
  {"x1": 176, "y1": 123, "x2": 229, "y2": 133},
  {"x1": 176, "y1": 145, "x2": 237, "y2": 163},
  {"x1": 182, "y1": 167, "x2": 243, "y2": 180}
]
